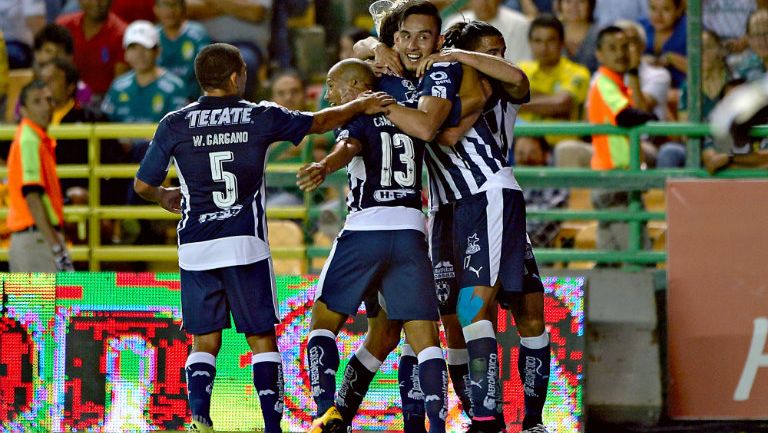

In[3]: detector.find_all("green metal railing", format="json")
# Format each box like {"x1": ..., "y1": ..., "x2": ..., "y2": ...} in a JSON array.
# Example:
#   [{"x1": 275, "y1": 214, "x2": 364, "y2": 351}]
[{"x1": 0, "y1": 122, "x2": 766, "y2": 270}]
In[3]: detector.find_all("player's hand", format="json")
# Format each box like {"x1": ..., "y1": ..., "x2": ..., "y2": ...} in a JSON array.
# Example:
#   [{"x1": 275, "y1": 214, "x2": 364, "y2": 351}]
[
  {"x1": 373, "y1": 42, "x2": 404, "y2": 77},
  {"x1": 297, "y1": 162, "x2": 327, "y2": 191},
  {"x1": 417, "y1": 48, "x2": 461, "y2": 77},
  {"x1": 357, "y1": 91, "x2": 395, "y2": 115},
  {"x1": 159, "y1": 186, "x2": 182, "y2": 214},
  {"x1": 52, "y1": 244, "x2": 75, "y2": 272}
]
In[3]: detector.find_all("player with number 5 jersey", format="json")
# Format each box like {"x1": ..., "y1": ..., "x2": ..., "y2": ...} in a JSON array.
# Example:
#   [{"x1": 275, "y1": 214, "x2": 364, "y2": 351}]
[{"x1": 133, "y1": 43, "x2": 393, "y2": 433}]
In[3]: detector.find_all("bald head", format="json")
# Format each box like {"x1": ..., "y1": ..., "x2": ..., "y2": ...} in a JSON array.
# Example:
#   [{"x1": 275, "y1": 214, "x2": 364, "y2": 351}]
[{"x1": 325, "y1": 59, "x2": 377, "y2": 105}]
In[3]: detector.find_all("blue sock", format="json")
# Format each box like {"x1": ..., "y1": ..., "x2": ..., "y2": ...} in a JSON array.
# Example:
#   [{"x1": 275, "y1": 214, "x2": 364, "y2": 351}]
[
  {"x1": 418, "y1": 346, "x2": 448, "y2": 433},
  {"x1": 463, "y1": 320, "x2": 499, "y2": 422},
  {"x1": 519, "y1": 333, "x2": 550, "y2": 430},
  {"x1": 446, "y1": 348, "x2": 473, "y2": 419},
  {"x1": 252, "y1": 352, "x2": 284, "y2": 433},
  {"x1": 399, "y1": 344, "x2": 426, "y2": 433},
  {"x1": 307, "y1": 329, "x2": 339, "y2": 418},
  {"x1": 185, "y1": 352, "x2": 216, "y2": 427},
  {"x1": 335, "y1": 346, "x2": 382, "y2": 423}
]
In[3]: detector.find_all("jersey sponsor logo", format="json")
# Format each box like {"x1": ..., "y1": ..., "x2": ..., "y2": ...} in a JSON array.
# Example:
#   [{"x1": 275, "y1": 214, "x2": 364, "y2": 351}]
[
  {"x1": 372, "y1": 188, "x2": 415, "y2": 202},
  {"x1": 431, "y1": 85, "x2": 447, "y2": 99},
  {"x1": 185, "y1": 107, "x2": 253, "y2": 128},
  {"x1": 192, "y1": 131, "x2": 249, "y2": 146},
  {"x1": 433, "y1": 261, "x2": 455, "y2": 280},
  {"x1": 198, "y1": 204, "x2": 243, "y2": 223}
]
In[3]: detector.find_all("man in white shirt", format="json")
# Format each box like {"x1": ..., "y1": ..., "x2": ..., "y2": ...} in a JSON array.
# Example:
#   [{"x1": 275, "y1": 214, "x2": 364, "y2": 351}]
[{"x1": 443, "y1": 0, "x2": 532, "y2": 64}]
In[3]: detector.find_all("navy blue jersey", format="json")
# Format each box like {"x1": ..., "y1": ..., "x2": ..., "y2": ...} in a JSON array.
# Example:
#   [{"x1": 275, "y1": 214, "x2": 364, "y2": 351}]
[
  {"x1": 378, "y1": 74, "x2": 419, "y2": 106},
  {"x1": 338, "y1": 113, "x2": 427, "y2": 231},
  {"x1": 419, "y1": 62, "x2": 518, "y2": 209},
  {"x1": 136, "y1": 96, "x2": 313, "y2": 270}
]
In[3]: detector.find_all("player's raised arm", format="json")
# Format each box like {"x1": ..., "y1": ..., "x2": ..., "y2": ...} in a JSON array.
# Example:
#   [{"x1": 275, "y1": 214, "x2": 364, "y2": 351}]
[{"x1": 308, "y1": 91, "x2": 393, "y2": 134}]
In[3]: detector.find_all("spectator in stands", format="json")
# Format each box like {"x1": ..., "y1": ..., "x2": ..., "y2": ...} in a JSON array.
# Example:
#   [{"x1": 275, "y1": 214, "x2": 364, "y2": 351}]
[
  {"x1": 443, "y1": 0, "x2": 532, "y2": 64},
  {"x1": 640, "y1": 0, "x2": 687, "y2": 88},
  {"x1": 615, "y1": 19, "x2": 671, "y2": 122},
  {"x1": 266, "y1": 69, "x2": 333, "y2": 207},
  {"x1": 58, "y1": 0, "x2": 157, "y2": 22},
  {"x1": 32, "y1": 23, "x2": 93, "y2": 108},
  {"x1": 660, "y1": 29, "x2": 742, "y2": 169},
  {"x1": 518, "y1": 14, "x2": 592, "y2": 168},
  {"x1": 6, "y1": 80, "x2": 74, "y2": 272},
  {"x1": 57, "y1": 0, "x2": 128, "y2": 99},
  {"x1": 703, "y1": 0, "x2": 765, "y2": 56},
  {"x1": 555, "y1": 0, "x2": 599, "y2": 72},
  {"x1": 588, "y1": 26, "x2": 657, "y2": 252},
  {"x1": 154, "y1": 0, "x2": 211, "y2": 100},
  {"x1": 100, "y1": 20, "x2": 187, "y2": 150},
  {"x1": 594, "y1": 0, "x2": 648, "y2": 29},
  {"x1": 734, "y1": 8, "x2": 768, "y2": 82},
  {"x1": 186, "y1": 0, "x2": 272, "y2": 100},
  {"x1": 317, "y1": 27, "x2": 372, "y2": 110},
  {"x1": 0, "y1": 0, "x2": 46, "y2": 69},
  {"x1": 503, "y1": 0, "x2": 554, "y2": 18},
  {"x1": 514, "y1": 136, "x2": 569, "y2": 247}
]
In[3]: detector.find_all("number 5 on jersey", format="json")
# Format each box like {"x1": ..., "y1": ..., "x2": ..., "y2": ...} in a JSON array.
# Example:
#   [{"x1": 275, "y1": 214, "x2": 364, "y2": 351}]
[{"x1": 209, "y1": 151, "x2": 238, "y2": 208}]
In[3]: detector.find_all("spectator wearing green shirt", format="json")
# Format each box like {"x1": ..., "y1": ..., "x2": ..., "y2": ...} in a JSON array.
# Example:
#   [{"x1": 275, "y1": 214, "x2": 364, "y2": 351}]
[
  {"x1": 101, "y1": 20, "x2": 188, "y2": 162},
  {"x1": 154, "y1": 0, "x2": 211, "y2": 100}
]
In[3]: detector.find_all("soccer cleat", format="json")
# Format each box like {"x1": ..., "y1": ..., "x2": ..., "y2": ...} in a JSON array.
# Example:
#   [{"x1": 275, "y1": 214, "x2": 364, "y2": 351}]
[
  {"x1": 188, "y1": 418, "x2": 215, "y2": 433},
  {"x1": 520, "y1": 424, "x2": 551, "y2": 433},
  {"x1": 308, "y1": 406, "x2": 347, "y2": 433}
]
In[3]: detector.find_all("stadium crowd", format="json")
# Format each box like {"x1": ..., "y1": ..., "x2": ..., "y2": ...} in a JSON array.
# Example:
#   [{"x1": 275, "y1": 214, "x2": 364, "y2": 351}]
[{"x1": 2, "y1": 0, "x2": 768, "y2": 259}]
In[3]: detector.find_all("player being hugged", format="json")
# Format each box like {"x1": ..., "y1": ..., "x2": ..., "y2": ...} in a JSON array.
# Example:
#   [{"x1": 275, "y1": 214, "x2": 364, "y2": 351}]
[
  {"x1": 133, "y1": 43, "x2": 392, "y2": 433},
  {"x1": 298, "y1": 58, "x2": 448, "y2": 433}
]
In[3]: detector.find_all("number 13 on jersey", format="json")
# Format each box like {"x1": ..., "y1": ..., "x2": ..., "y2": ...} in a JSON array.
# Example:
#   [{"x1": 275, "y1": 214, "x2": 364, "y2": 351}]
[{"x1": 380, "y1": 132, "x2": 415, "y2": 187}]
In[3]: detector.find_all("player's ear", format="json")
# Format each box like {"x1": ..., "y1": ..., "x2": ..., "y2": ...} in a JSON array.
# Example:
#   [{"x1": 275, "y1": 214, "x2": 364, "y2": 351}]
[{"x1": 437, "y1": 34, "x2": 445, "y2": 51}]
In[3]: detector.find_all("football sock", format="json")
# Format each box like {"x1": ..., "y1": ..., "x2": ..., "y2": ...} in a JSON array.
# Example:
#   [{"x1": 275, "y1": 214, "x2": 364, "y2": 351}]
[
  {"x1": 519, "y1": 332, "x2": 550, "y2": 430},
  {"x1": 252, "y1": 352, "x2": 284, "y2": 433},
  {"x1": 446, "y1": 347, "x2": 473, "y2": 418},
  {"x1": 400, "y1": 344, "x2": 427, "y2": 433},
  {"x1": 418, "y1": 346, "x2": 448, "y2": 433},
  {"x1": 335, "y1": 346, "x2": 381, "y2": 423},
  {"x1": 185, "y1": 352, "x2": 216, "y2": 427},
  {"x1": 463, "y1": 320, "x2": 499, "y2": 422},
  {"x1": 307, "y1": 329, "x2": 340, "y2": 418}
]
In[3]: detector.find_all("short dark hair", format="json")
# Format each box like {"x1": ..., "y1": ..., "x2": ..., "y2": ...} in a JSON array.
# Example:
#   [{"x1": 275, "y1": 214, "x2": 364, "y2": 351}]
[
  {"x1": 596, "y1": 25, "x2": 626, "y2": 49},
  {"x1": 194, "y1": 43, "x2": 245, "y2": 91},
  {"x1": 378, "y1": 4, "x2": 404, "y2": 47},
  {"x1": 155, "y1": 0, "x2": 186, "y2": 9},
  {"x1": 44, "y1": 57, "x2": 80, "y2": 87},
  {"x1": 270, "y1": 68, "x2": 306, "y2": 91},
  {"x1": 529, "y1": 14, "x2": 565, "y2": 42},
  {"x1": 33, "y1": 23, "x2": 74, "y2": 54},
  {"x1": 443, "y1": 21, "x2": 503, "y2": 51},
  {"x1": 399, "y1": 0, "x2": 442, "y2": 35},
  {"x1": 20, "y1": 80, "x2": 49, "y2": 108}
]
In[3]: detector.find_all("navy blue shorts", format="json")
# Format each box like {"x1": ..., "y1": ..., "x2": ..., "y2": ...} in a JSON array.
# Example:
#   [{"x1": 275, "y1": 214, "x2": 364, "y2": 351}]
[
  {"x1": 316, "y1": 229, "x2": 439, "y2": 322},
  {"x1": 179, "y1": 258, "x2": 278, "y2": 335},
  {"x1": 430, "y1": 188, "x2": 543, "y2": 308},
  {"x1": 428, "y1": 204, "x2": 460, "y2": 315}
]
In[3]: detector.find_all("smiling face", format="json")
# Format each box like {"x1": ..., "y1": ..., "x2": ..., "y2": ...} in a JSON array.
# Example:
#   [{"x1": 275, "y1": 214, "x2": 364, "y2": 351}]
[{"x1": 394, "y1": 13, "x2": 441, "y2": 72}]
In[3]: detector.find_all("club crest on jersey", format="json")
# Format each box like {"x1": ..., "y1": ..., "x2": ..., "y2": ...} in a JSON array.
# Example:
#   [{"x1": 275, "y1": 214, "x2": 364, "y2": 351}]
[{"x1": 435, "y1": 280, "x2": 451, "y2": 304}]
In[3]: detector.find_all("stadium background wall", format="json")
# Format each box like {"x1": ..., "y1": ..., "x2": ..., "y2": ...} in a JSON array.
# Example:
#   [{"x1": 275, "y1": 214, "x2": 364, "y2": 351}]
[{"x1": 0, "y1": 273, "x2": 584, "y2": 432}]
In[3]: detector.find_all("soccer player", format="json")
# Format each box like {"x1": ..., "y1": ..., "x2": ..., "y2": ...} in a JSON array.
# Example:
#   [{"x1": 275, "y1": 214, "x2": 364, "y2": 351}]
[
  {"x1": 133, "y1": 43, "x2": 393, "y2": 433},
  {"x1": 384, "y1": 4, "x2": 552, "y2": 433},
  {"x1": 300, "y1": 58, "x2": 448, "y2": 433}
]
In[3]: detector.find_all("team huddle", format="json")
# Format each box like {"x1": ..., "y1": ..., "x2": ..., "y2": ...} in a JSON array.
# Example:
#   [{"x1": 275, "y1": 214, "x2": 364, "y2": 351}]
[{"x1": 134, "y1": 1, "x2": 552, "y2": 433}]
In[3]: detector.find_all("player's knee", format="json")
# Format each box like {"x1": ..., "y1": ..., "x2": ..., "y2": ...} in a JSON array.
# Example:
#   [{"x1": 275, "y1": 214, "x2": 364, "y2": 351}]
[
  {"x1": 517, "y1": 317, "x2": 545, "y2": 337},
  {"x1": 192, "y1": 333, "x2": 223, "y2": 355}
]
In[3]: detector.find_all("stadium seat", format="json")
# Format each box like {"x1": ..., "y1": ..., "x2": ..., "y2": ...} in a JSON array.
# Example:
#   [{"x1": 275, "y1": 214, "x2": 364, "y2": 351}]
[
  {"x1": 268, "y1": 219, "x2": 306, "y2": 274},
  {"x1": 5, "y1": 68, "x2": 33, "y2": 123}
]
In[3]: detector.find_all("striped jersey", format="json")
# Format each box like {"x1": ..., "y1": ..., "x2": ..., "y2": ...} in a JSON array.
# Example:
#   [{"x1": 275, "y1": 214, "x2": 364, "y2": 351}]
[
  {"x1": 136, "y1": 96, "x2": 313, "y2": 271},
  {"x1": 337, "y1": 113, "x2": 427, "y2": 233},
  {"x1": 421, "y1": 62, "x2": 521, "y2": 209},
  {"x1": 483, "y1": 80, "x2": 528, "y2": 163}
]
